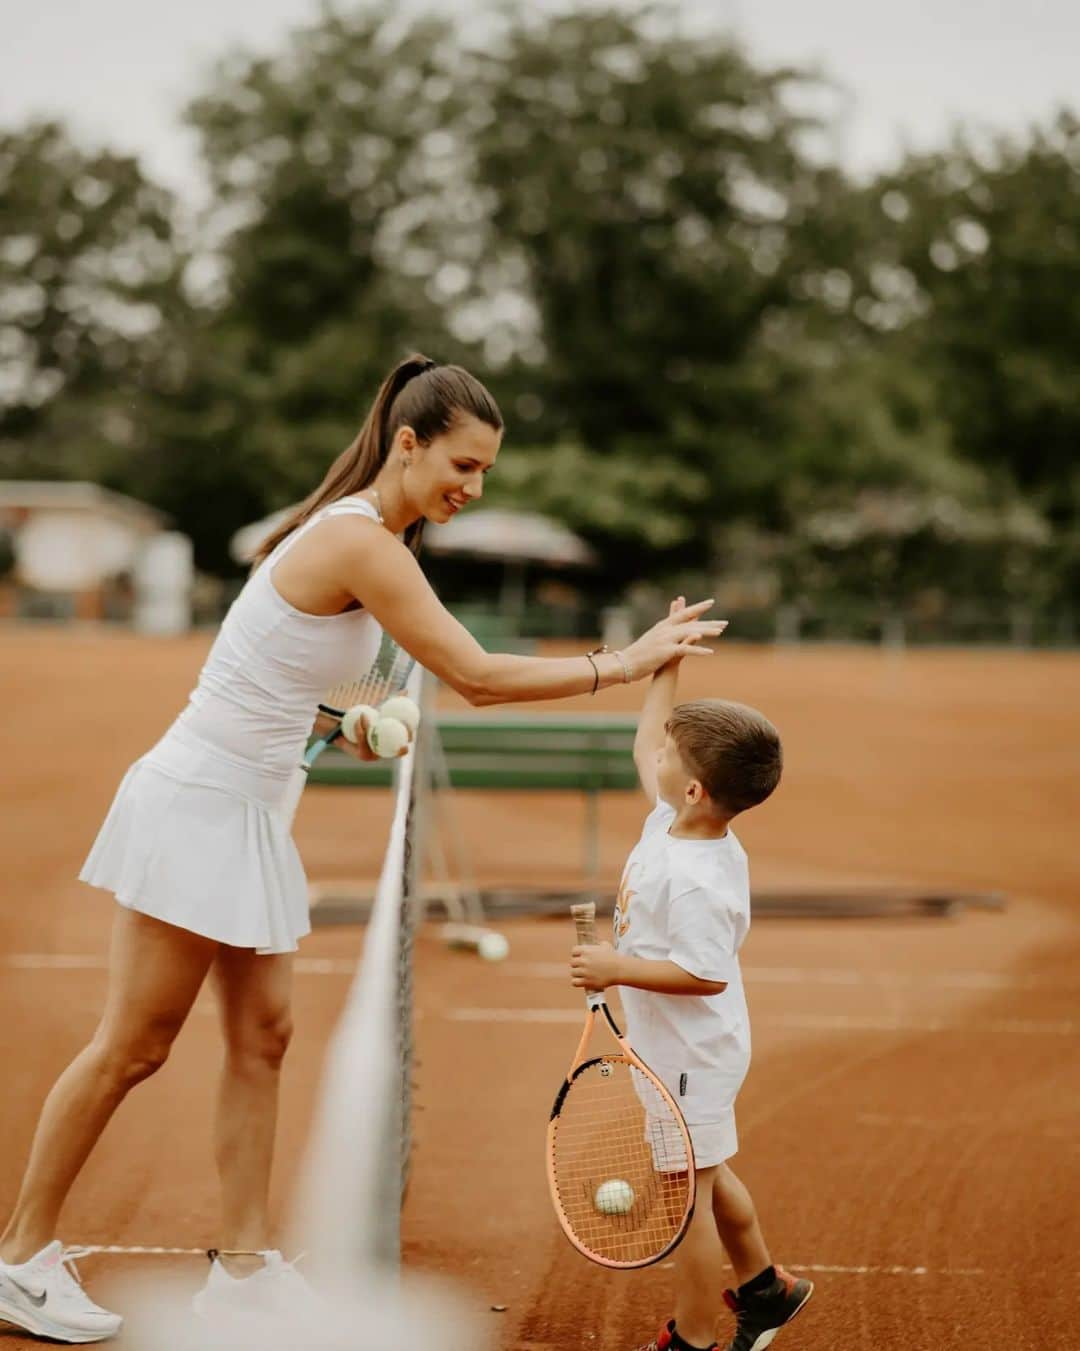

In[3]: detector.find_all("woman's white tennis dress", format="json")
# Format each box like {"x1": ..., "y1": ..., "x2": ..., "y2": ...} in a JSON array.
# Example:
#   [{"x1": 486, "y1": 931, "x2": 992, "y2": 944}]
[{"x1": 80, "y1": 498, "x2": 384, "y2": 954}]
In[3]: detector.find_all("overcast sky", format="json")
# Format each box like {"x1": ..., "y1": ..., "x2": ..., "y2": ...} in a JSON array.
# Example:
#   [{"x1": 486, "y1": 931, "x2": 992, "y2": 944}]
[{"x1": 4, "y1": 0, "x2": 1077, "y2": 194}]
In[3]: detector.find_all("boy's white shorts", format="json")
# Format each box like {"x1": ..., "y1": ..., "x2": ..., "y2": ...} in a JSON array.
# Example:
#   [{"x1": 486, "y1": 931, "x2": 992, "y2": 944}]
[
  {"x1": 686, "y1": 1110, "x2": 739, "y2": 1167},
  {"x1": 647, "y1": 1107, "x2": 738, "y2": 1171}
]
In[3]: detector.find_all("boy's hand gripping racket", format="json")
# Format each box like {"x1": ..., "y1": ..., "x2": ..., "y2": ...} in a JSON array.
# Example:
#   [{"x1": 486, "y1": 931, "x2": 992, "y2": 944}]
[{"x1": 546, "y1": 902, "x2": 695, "y2": 1269}]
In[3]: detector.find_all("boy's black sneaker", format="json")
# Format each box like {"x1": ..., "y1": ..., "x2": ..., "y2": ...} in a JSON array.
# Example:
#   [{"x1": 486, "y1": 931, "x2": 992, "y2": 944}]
[
  {"x1": 635, "y1": 1320, "x2": 716, "y2": 1351},
  {"x1": 719, "y1": 1267, "x2": 813, "y2": 1351}
]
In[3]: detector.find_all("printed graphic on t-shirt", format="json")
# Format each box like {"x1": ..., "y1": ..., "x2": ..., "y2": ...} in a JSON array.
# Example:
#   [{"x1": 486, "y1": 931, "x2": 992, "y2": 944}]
[{"x1": 613, "y1": 861, "x2": 638, "y2": 943}]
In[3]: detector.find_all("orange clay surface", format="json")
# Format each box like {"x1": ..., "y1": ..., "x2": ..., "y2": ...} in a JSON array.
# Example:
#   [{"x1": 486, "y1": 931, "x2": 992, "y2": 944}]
[{"x1": 1, "y1": 629, "x2": 1078, "y2": 1350}]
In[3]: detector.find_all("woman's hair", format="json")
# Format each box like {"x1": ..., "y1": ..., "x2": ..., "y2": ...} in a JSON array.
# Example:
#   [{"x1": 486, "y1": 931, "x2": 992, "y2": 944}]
[{"x1": 255, "y1": 353, "x2": 503, "y2": 562}]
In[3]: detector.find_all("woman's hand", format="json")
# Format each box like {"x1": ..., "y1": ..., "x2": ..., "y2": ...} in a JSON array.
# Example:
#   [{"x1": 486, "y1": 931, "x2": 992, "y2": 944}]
[
  {"x1": 334, "y1": 726, "x2": 382, "y2": 762},
  {"x1": 313, "y1": 710, "x2": 411, "y2": 761},
  {"x1": 621, "y1": 599, "x2": 727, "y2": 680}
]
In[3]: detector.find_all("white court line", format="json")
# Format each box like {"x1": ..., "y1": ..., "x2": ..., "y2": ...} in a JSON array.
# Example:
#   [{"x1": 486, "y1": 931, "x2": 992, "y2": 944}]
[
  {"x1": 4, "y1": 954, "x2": 108, "y2": 970},
  {"x1": 503, "y1": 962, "x2": 1071, "y2": 992},
  {"x1": 1, "y1": 954, "x2": 356, "y2": 976},
  {"x1": 75, "y1": 1246, "x2": 984, "y2": 1277},
  {"x1": 658, "y1": 1260, "x2": 986, "y2": 1277},
  {"x1": 81, "y1": 1246, "x2": 206, "y2": 1256},
  {"x1": 446, "y1": 1008, "x2": 1078, "y2": 1035},
  {"x1": 857, "y1": 1113, "x2": 1076, "y2": 1139},
  {"x1": 790, "y1": 1263, "x2": 985, "y2": 1277}
]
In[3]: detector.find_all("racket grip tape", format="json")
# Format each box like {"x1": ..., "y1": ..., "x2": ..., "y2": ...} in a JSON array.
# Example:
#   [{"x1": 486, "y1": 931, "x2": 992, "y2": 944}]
[{"x1": 571, "y1": 901, "x2": 597, "y2": 945}]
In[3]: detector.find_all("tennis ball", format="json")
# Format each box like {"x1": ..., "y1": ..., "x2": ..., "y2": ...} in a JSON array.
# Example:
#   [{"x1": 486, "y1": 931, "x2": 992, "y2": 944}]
[
  {"x1": 340, "y1": 704, "x2": 379, "y2": 745},
  {"x1": 379, "y1": 694, "x2": 421, "y2": 735},
  {"x1": 478, "y1": 932, "x2": 509, "y2": 962},
  {"x1": 367, "y1": 715, "x2": 410, "y2": 758},
  {"x1": 594, "y1": 1178, "x2": 635, "y2": 1215}
]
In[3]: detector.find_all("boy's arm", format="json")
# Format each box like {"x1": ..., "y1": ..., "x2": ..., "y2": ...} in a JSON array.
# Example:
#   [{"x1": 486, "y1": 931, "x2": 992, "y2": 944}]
[
  {"x1": 633, "y1": 597, "x2": 687, "y2": 804},
  {"x1": 633, "y1": 666, "x2": 680, "y2": 805},
  {"x1": 571, "y1": 944, "x2": 727, "y2": 997}
]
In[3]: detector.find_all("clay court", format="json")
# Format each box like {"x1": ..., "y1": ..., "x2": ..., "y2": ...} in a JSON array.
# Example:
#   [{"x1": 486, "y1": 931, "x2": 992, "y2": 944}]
[{"x1": 1, "y1": 630, "x2": 1078, "y2": 1350}]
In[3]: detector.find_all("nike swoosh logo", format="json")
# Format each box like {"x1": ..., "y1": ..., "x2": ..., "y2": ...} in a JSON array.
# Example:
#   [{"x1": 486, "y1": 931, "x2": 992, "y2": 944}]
[{"x1": 2, "y1": 1274, "x2": 47, "y2": 1308}]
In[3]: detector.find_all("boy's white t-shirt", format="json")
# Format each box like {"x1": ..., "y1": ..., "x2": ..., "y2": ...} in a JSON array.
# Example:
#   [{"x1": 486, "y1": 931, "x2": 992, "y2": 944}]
[{"x1": 612, "y1": 797, "x2": 752, "y2": 1124}]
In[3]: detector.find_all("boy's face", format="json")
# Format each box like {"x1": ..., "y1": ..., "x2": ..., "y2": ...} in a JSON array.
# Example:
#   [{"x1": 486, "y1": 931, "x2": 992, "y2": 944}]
[{"x1": 656, "y1": 733, "x2": 700, "y2": 808}]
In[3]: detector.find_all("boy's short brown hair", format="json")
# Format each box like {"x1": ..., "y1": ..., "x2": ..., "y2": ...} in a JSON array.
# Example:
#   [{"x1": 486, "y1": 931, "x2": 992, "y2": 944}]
[{"x1": 665, "y1": 699, "x2": 782, "y2": 815}]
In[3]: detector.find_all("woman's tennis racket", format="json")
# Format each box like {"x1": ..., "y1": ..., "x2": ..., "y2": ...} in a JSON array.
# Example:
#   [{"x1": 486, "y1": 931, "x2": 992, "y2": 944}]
[
  {"x1": 304, "y1": 629, "x2": 417, "y2": 768},
  {"x1": 281, "y1": 630, "x2": 417, "y2": 826},
  {"x1": 546, "y1": 902, "x2": 695, "y2": 1269}
]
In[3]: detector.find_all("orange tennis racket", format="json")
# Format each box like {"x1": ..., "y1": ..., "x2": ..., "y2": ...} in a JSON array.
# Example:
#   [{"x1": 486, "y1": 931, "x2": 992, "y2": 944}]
[{"x1": 546, "y1": 901, "x2": 695, "y2": 1269}]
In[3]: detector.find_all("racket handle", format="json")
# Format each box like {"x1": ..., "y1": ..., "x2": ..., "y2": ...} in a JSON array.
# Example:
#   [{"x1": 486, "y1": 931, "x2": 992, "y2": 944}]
[{"x1": 571, "y1": 901, "x2": 597, "y2": 945}]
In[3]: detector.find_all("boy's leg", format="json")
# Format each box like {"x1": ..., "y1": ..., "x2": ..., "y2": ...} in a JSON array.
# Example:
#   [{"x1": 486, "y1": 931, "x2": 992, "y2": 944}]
[
  {"x1": 669, "y1": 1165, "x2": 723, "y2": 1349},
  {"x1": 710, "y1": 1163, "x2": 771, "y2": 1287},
  {"x1": 711, "y1": 1162, "x2": 813, "y2": 1351}
]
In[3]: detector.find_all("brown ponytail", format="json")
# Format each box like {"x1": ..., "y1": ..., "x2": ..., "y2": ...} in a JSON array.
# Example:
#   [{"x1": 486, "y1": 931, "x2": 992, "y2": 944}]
[{"x1": 255, "y1": 353, "x2": 503, "y2": 563}]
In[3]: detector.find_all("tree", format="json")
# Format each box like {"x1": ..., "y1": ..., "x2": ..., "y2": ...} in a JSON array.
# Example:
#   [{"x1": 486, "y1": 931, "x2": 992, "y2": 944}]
[
  {"x1": 155, "y1": 2, "x2": 499, "y2": 570},
  {"x1": 875, "y1": 115, "x2": 1080, "y2": 518},
  {"x1": 0, "y1": 121, "x2": 187, "y2": 488}
]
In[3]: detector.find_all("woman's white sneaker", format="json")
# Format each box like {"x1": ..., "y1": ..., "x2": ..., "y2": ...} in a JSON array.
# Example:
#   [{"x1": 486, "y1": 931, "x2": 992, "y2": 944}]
[
  {"x1": 0, "y1": 1241, "x2": 122, "y2": 1344},
  {"x1": 192, "y1": 1249, "x2": 323, "y2": 1322}
]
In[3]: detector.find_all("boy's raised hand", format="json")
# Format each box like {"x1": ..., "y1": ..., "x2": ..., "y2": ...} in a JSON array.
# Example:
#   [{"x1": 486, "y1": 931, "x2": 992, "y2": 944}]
[
  {"x1": 621, "y1": 599, "x2": 727, "y2": 680},
  {"x1": 663, "y1": 595, "x2": 688, "y2": 668}
]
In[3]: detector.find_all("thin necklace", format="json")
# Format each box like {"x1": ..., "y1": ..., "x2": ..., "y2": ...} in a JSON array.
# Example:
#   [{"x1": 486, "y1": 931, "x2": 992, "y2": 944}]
[{"x1": 369, "y1": 487, "x2": 385, "y2": 525}]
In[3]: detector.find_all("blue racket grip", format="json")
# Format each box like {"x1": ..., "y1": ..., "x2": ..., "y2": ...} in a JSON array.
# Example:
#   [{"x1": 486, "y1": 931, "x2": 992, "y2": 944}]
[{"x1": 303, "y1": 721, "x2": 344, "y2": 769}]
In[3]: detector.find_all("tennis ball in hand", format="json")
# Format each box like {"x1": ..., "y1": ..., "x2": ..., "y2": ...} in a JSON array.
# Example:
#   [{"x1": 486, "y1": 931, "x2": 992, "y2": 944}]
[
  {"x1": 367, "y1": 715, "x2": 410, "y2": 758},
  {"x1": 594, "y1": 1178, "x2": 635, "y2": 1215},
  {"x1": 340, "y1": 704, "x2": 379, "y2": 745},
  {"x1": 379, "y1": 694, "x2": 421, "y2": 734}
]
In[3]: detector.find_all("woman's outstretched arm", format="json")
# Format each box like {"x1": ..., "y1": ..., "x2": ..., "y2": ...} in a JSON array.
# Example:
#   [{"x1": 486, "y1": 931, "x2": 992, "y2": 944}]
[{"x1": 338, "y1": 521, "x2": 725, "y2": 706}]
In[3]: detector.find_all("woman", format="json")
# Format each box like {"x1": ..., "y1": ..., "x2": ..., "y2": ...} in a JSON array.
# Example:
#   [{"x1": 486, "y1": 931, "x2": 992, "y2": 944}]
[{"x1": 0, "y1": 355, "x2": 725, "y2": 1342}]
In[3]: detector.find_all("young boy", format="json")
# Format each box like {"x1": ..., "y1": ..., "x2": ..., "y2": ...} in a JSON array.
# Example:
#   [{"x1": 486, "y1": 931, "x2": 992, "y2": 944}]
[{"x1": 569, "y1": 601, "x2": 813, "y2": 1351}]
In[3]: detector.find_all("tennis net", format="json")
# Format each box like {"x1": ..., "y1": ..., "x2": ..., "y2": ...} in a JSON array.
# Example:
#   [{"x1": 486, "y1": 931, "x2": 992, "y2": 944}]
[{"x1": 290, "y1": 664, "x2": 425, "y2": 1278}]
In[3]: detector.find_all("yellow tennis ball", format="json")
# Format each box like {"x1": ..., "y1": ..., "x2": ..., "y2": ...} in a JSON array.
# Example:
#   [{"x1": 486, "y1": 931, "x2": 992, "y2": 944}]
[
  {"x1": 367, "y1": 715, "x2": 410, "y2": 758},
  {"x1": 379, "y1": 695, "x2": 420, "y2": 734},
  {"x1": 340, "y1": 704, "x2": 379, "y2": 745},
  {"x1": 594, "y1": 1178, "x2": 635, "y2": 1215}
]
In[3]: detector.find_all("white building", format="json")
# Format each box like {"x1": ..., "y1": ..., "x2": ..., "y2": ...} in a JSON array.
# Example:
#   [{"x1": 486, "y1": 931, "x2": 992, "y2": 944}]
[{"x1": 0, "y1": 481, "x2": 187, "y2": 628}]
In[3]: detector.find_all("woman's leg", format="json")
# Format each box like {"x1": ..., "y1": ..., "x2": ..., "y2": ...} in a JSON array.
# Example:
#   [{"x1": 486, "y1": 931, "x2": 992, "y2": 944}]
[
  {"x1": 0, "y1": 909, "x2": 218, "y2": 1263},
  {"x1": 209, "y1": 945, "x2": 294, "y2": 1267}
]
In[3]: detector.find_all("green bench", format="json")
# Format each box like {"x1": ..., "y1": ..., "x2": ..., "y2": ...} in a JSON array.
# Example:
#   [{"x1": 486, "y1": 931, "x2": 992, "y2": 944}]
[{"x1": 307, "y1": 712, "x2": 641, "y2": 877}]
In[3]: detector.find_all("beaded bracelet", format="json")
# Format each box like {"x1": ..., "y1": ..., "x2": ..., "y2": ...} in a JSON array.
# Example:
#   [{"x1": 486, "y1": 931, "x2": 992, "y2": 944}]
[{"x1": 585, "y1": 643, "x2": 632, "y2": 691}]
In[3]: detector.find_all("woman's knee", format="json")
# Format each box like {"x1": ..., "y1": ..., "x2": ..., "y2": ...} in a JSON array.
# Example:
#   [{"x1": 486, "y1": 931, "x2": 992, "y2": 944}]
[
  {"x1": 226, "y1": 1008, "x2": 294, "y2": 1071},
  {"x1": 91, "y1": 1019, "x2": 181, "y2": 1090}
]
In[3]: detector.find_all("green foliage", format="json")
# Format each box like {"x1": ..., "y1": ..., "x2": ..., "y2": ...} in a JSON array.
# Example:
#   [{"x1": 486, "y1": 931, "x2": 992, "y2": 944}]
[
  {"x1": 868, "y1": 114, "x2": 1080, "y2": 517},
  {"x1": 0, "y1": 121, "x2": 187, "y2": 485}
]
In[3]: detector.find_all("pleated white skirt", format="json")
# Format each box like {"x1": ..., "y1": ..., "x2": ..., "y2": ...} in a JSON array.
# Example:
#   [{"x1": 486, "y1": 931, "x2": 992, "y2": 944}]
[{"x1": 80, "y1": 724, "x2": 310, "y2": 954}]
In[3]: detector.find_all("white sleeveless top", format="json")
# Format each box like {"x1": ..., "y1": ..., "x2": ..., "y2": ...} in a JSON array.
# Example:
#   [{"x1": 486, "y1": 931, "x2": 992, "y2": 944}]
[
  {"x1": 79, "y1": 496, "x2": 386, "y2": 954},
  {"x1": 174, "y1": 496, "x2": 384, "y2": 779}
]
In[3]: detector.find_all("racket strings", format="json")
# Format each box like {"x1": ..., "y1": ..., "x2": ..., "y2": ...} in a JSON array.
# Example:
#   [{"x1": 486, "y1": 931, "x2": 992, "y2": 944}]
[
  {"x1": 550, "y1": 1057, "x2": 692, "y2": 1265},
  {"x1": 320, "y1": 635, "x2": 415, "y2": 716}
]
